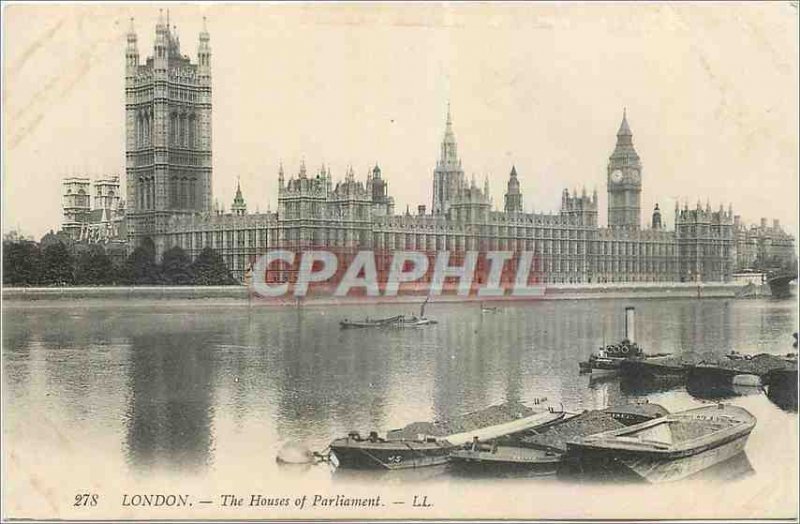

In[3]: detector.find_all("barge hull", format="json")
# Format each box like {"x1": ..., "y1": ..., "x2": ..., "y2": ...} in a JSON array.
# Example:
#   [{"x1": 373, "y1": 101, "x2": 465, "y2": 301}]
[
  {"x1": 330, "y1": 443, "x2": 451, "y2": 470},
  {"x1": 567, "y1": 429, "x2": 752, "y2": 483}
]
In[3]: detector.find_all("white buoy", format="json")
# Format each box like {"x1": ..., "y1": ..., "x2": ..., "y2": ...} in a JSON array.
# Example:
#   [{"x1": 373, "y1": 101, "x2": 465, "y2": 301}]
[{"x1": 276, "y1": 442, "x2": 315, "y2": 464}]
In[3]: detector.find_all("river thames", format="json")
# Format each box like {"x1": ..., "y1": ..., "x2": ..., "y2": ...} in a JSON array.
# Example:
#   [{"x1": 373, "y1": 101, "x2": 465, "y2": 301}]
[{"x1": 2, "y1": 297, "x2": 797, "y2": 519}]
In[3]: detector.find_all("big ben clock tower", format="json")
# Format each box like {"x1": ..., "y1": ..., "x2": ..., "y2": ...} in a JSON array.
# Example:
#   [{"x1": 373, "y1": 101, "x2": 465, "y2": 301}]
[{"x1": 607, "y1": 109, "x2": 642, "y2": 230}]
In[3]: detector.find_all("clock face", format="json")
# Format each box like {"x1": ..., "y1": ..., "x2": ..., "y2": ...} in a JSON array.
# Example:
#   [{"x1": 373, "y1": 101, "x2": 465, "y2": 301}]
[{"x1": 611, "y1": 169, "x2": 623, "y2": 183}]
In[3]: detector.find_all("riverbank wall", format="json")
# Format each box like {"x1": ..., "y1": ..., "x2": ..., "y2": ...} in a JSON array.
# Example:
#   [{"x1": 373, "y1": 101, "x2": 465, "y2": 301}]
[{"x1": 2, "y1": 282, "x2": 748, "y2": 306}]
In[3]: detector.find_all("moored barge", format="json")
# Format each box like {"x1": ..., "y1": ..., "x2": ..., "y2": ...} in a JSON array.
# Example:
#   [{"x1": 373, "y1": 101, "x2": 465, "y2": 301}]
[
  {"x1": 564, "y1": 403, "x2": 756, "y2": 483},
  {"x1": 449, "y1": 402, "x2": 668, "y2": 475},
  {"x1": 329, "y1": 401, "x2": 565, "y2": 470}
]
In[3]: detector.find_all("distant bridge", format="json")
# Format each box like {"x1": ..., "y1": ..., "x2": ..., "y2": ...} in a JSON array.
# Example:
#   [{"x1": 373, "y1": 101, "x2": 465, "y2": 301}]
[{"x1": 767, "y1": 270, "x2": 798, "y2": 298}]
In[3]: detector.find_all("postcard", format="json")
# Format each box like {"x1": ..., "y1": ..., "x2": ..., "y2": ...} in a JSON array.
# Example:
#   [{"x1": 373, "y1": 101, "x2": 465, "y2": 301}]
[{"x1": 2, "y1": 2, "x2": 798, "y2": 522}]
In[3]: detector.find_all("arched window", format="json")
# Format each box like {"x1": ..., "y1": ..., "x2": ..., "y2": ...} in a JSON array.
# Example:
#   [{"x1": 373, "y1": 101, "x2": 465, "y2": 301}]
[
  {"x1": 180, "y1": 114, "x2": 187, "y2": 147},
  {"x1": 180, "y1": 177, "x2": 187, "y2": 208},
  {"x1": 170, "y1": 113, "x2": 178, "y2": 145},
  {"x1": 170, "y1": 177, "x2": 178, "y2": 208},
  {"x1": 148, "y1": 109, "x2": 153, "y2": 144},
  {"x1": 188, "y1": 114, "x2": 196, "y2": 148},
  {"x1": 189, "y1": 178, "x2": 196, "y2": 208}
]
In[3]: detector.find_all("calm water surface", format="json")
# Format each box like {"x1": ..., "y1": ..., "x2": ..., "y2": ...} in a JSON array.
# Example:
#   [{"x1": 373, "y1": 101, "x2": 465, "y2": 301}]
[{"x1": 3, "y1": 297, "x2": 797, "y2": 519}]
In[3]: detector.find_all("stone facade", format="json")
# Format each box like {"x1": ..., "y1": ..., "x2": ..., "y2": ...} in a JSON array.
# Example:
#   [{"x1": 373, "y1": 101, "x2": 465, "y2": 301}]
[
  {"x1": 62, "y1": 175, "x2": 126, "y2": 243},
  {"x1": 161, "y1": 110, "x2": 748, "y2": 284},
  {"x1": 121, "y1": 21, "x2": 792, "y2": 284},
  {"x1": 733, "y1": 216, "x2": 796, "y2": 270},
  {"x1": 125, "y1": 13, "x2": 212, "y2": 254}
]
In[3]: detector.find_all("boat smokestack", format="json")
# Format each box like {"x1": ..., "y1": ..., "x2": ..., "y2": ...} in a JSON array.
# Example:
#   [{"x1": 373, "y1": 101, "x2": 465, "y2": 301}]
[{"x1": 625, "y1": 307, "x2": 636, "y2": 343}]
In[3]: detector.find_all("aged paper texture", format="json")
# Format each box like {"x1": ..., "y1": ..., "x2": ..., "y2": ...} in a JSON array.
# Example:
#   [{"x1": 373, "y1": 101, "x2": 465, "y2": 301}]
[{"x1": 2, "y1": 2, "x2": 798, "y2": 521}]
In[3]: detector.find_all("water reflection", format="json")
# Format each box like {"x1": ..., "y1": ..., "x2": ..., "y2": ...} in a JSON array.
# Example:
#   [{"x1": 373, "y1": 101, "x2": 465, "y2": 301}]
[
  {"x1": 559, "y1": 451, "x2": 756, "y2": 485},
  {"x1": 124, "y1": 330, "x2": 217, "y2": 470},
  {"x1": 685, "y1": 373, "x2": 765, "y2": 401},
  {"x1": 688, "y1": 452, "x2": 756, "y2": 482},
  {"x1": 765, "y1": 374, "x2": 799, "y2": 413}
]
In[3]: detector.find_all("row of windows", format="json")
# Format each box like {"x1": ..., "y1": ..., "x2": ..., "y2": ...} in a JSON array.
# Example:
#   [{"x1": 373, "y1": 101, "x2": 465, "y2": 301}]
[{"x1": 165, "y1": 225, "x2": 727, "y2": 264}]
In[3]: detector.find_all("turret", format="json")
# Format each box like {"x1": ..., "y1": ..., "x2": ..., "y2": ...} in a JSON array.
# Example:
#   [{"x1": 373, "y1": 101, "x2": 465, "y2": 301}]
[
  {"x1": 371, "y1": 164, "x2": 387, "y2": 203},
  {"x1": 432, "y1": 102, "x2": 465, "y2": 215},
  {"x1": 198, "y1": 16, "x2": 211, "y2": 80},
  {"x1": 231, "y1": 179, "x2": 247, "y2": 216},
  {"x1": 504, "y1": 165, "x2": 523, "y2": 213},
  {"x1": 439, "y1": 103, "x2": 458, "y2": 169},
  {"x1": 126, "y1": 18, "x2": 139, "y2": 75},
  {"x1": 153, "y1": 9, "x2": 169, "y2": 73},
  {"x1": 651, "y1": 203, "x2": 663, "y2": 230}
]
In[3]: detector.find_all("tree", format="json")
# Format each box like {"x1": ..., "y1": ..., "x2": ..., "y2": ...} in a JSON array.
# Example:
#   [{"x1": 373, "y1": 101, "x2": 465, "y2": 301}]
[
  {"x1": 75, "y1": 244, "x2": 115, "y2": 285},
  {"x1": 40, "y1": 242, "x2": 74, "y2": 285},
  {"x1": 125, "y1": 238, "x2": 161, "y2": 285},
  {"x1": 2, "y1": 240, "x2": 41, "y2": 286},
  {"x1": 161, "y1": 246, "x2": 193, "y2": 285},
  {"x1": 191, "y1": 247, "x2": 237, "y2": 285}
]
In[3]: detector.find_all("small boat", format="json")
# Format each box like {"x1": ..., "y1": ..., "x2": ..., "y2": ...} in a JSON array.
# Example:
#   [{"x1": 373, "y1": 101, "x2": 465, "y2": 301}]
[
  {"x1": 449, "y1": 403, "x2": 668, "y2": 475},
  {"x1": 393, "y1": 315, "x2": 438, "y2": 327},
  {"x1": 342, "y1": 298, "x2": 437, "y2": 329},
  {"x1": 564, "y1": 403, "x2": 756, "y2": 483},
  {"x1": 725, "y1": 350, "x2": 751, "y2": 361},
  {"x1": 393, "y1": 297, "x2": 437, "y2": 327},
  {"x1": 480, "y1": 303, "x2": 499, "y2": 314},
  {"x1": 339, "y1": 315, "x2": 403, "y2": 329},
  {"x1": 328, "y1": 401, "x2": 566, "y2": 470}
]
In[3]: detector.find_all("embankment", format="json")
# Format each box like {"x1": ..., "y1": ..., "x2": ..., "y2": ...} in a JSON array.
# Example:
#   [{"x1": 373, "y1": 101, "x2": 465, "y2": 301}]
[{"x1": 2, "y1": 282, "x2": 746, "y2": 306}]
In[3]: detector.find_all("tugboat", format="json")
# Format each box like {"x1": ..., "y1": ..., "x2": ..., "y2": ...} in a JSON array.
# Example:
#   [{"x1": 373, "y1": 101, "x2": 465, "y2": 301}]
[
  {"x1": 579, "y1": 339, "x2": 645, "y2": 374},
  {"x1": 564, "y1": 403, "x2": 756, "y2": 483},
  {"x1": 579, "y1": 307, "x2": 670, "y2": 374},
  {"x1": 328, "y1": 401, "x2": 565, "y2": 470}
]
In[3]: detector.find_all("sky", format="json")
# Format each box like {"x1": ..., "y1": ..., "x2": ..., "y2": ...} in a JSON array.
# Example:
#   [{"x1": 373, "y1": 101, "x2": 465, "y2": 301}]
[{"x1": 3, "y1": 3, "x2": 798, "y2": 240}]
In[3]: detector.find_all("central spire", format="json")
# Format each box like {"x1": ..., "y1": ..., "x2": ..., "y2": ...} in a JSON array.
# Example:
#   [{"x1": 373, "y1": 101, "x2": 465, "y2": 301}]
[
  {"x1": 440, "y1": 102, "x2": 459, "y2": 168},
  {"x1": 617, "y1": 107, "x2": 632, "y2": 138}
]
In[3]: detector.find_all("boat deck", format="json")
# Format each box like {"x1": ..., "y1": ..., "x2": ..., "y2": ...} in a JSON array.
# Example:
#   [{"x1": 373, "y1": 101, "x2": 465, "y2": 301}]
[
  {"x1": 387, "y1": 401, "x2": 537, "y2": 440},
  {"x1": 574, "y1": 404, "x2": 756, "y2": 455},
  {"x1": 451, "y1": 445, "x2": 561, "y2": 464},
  {"x1": 516, "y1": 411, "x2": 625, "y2": 453}
]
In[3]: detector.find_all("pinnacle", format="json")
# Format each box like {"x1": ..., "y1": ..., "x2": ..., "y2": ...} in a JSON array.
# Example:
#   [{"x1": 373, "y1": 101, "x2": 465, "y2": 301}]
[{"x1": 617, "y1": 108, "x2": 632, "y2": 136}]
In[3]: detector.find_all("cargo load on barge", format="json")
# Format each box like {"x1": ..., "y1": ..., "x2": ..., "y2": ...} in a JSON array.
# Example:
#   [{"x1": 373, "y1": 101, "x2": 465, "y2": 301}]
[
  {"x1": 448, "y1": 403, "x2": 668, "y2": 475},
  {"x1": 329, "y1": 401, "x2": 565, "y2": 470}
]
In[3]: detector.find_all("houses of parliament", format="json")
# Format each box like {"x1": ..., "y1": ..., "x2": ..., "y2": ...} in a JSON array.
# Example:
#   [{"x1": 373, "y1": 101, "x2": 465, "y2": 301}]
[{"x1": 61, "y1": 15, "x2": 796, "y2": 284}]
